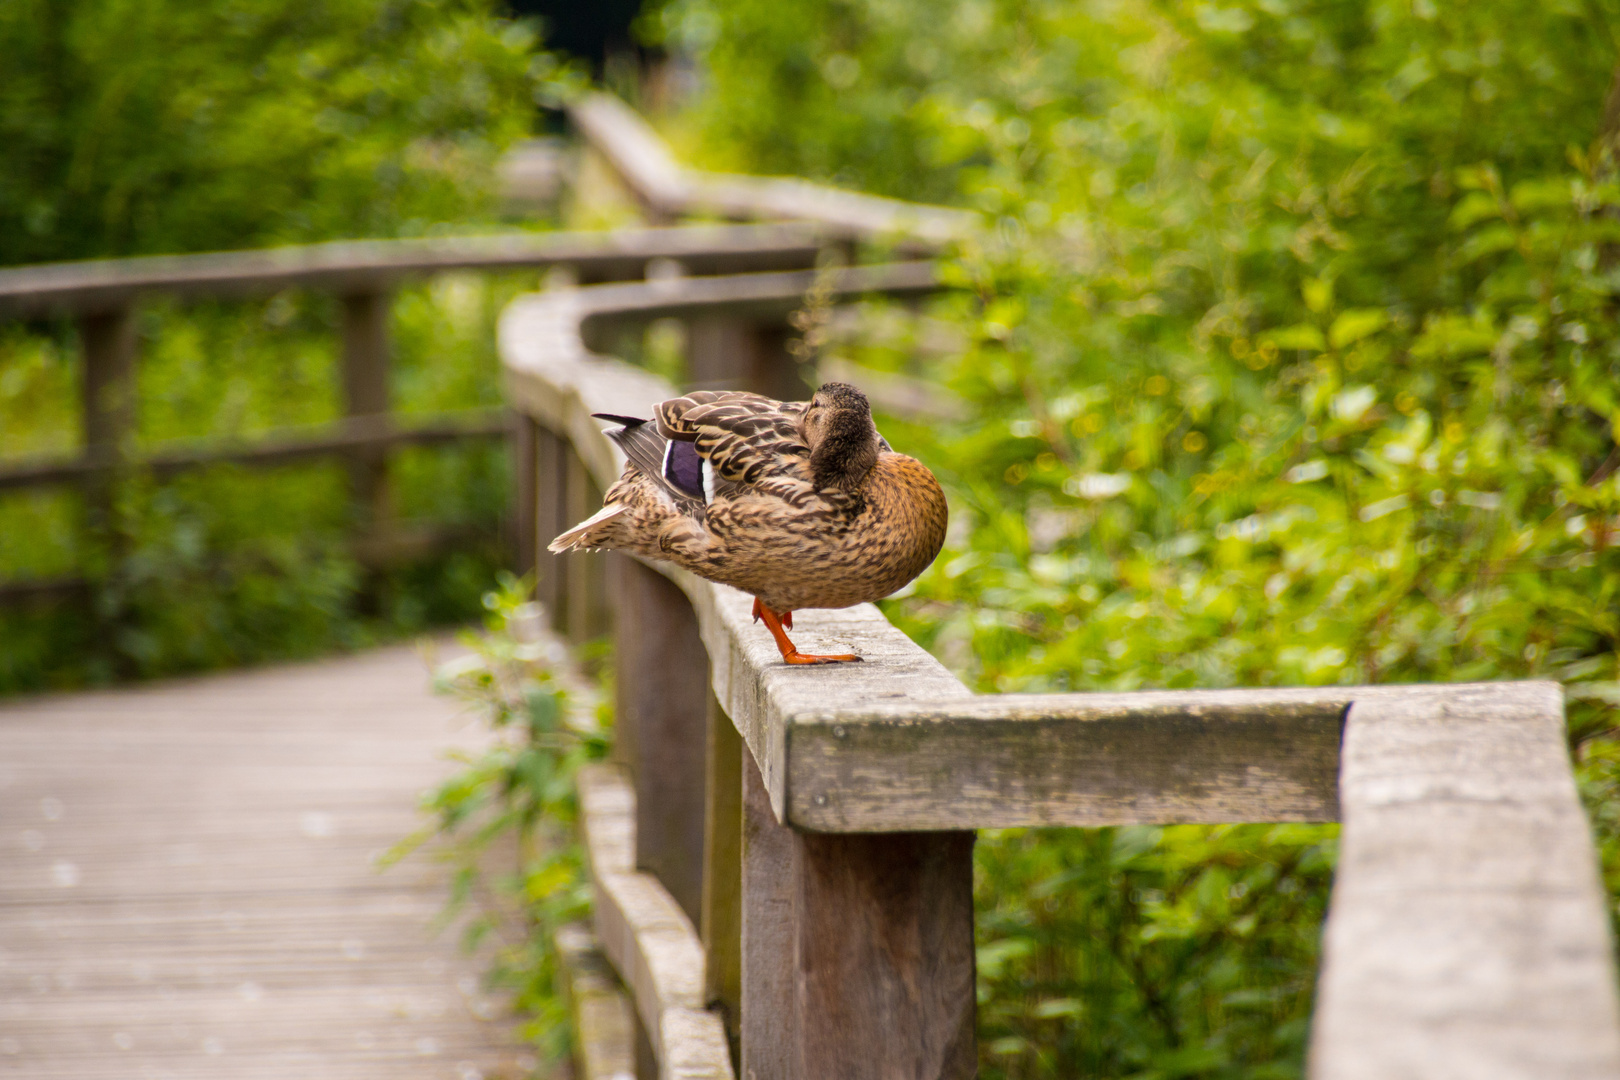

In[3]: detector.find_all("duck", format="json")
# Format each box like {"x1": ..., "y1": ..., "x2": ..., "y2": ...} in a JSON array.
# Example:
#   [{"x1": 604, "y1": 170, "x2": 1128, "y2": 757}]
[{"x1": 549, "y1": 382, "x2": 948, "y2": 664}]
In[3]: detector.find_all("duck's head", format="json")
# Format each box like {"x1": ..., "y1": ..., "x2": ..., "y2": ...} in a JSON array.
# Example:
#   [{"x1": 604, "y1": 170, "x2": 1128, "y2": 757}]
[{"x1": 804, "y1": 382, "x2": 880, "y2": 491}]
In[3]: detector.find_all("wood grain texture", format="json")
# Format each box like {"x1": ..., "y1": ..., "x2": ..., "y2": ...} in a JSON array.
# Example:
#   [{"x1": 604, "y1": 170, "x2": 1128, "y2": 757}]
[
  {"x1": 739, "y1": 752, "x2": 975, "y2": 1080},
  {"x1": 0, "y1": 224, "x2": 824, "y2": 317},
  {"x1": 783, "y1": 690, "x2": 1346, "y2": 831},
  {"x1": 701, "y1": 694, "x2": 743, "y2": 1046},
  {"x1": 794, "y1": 830, "x2": 976, "y2": 1080},
  {"x1": 1309, "y1": 683, "x2": 1620, "y2": 1080},
  {"x1": 0, "y1": 644, "x2": 531, "y2": 1080},
  {"x1": 577, "y1": 764, "x2": 735, "y2": 1080},
  {"x1": 567, "y1": 91, "x2": 976, "y2": 247},
  {"x1": 614, "y1": 557, "x2": 711, "y2": 925},
  {"x1": 740, "y1": 750, "x2": 797, "y2": 1080}
]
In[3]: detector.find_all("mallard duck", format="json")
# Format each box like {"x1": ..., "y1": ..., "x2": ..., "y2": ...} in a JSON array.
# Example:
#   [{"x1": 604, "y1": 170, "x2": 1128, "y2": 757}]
[{"x1": 549, "y1": 382, "x2": 948, "y2": 664}]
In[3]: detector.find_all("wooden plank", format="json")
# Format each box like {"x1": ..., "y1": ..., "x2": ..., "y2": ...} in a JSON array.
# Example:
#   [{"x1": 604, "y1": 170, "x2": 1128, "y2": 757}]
[
  {"x1": 701, "y1": 693, "x2": 743, "y2": 1049},
  {"x1": 0, "y1": 224, "x2": 825, "y2": 318},
  {"x1": 0, "y1": 643, "x2": 530, "y2": 1079},
  {"x1": 780, "y1": 688, "x2": 1345, "y2": 831},
  {"x1": 678, "y1": 582, "x2": 973, "y2": 827},
  {"x1": 555, "y1": 923, "x2": 638, "y2": 1080},
  {"x1": 793, "y1": 830, "x2": 976, "y2": 1080},
  {"x1": 0, "y1": 407, "x2": 509, "y2": 493},
  {"x1": 1309, "y1": 683, "x2": 1620, "y2": 1080},
  {"x1": 737, "y1": 746, "x2": 976, "y2": 1080},
  {"x1": 613, "y1": 556, "x2": 711, "y2": 925},
  {"x1": 739, "y1": 747, "x2": 797, "y2": 1080},
  {"x1": 567, "y1": 92, "x2": 975, "y2": 247},
  {"x1": 576, "y1": 764, "x2": 735, "y2": 1080},
  {"x1": 575, "y1": 262, "x2": 941, "y2": 348}
]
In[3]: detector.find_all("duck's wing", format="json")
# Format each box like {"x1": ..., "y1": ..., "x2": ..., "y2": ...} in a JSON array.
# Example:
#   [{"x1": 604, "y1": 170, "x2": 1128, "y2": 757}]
[
  {"x1": 593, "y1": 414, "x2": 707, "y2": 515},
  {"x1": 654, "y1": 392, "x2": 817, "y2": 502}
]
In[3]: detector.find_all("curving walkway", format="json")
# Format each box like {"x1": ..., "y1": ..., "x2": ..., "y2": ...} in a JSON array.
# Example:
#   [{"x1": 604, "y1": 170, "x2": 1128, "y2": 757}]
[{"x1": 0, "y1": 643, "x2": 531, "y2": 1079}]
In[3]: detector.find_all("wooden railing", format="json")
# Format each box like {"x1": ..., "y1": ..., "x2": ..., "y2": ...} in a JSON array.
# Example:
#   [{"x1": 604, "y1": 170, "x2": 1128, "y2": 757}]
[
  {"x1": 0, "y1": 224, "x2": 826, "y2": 605},
  {"x1": 503, "y1": 273, "x2": 1620, "y2": 1080},
  {"x1": 566, "y1": 92, "x2": 977, "y2": 248},
  {"x1": 498, "y1": 95, "x2": 1620, "y2": 1080}
]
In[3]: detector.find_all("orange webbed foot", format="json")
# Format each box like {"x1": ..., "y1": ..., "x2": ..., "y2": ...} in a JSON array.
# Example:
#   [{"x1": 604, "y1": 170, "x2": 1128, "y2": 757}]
[{"x1": 753, "y1": 601, "x2": 858, "y2": 665}]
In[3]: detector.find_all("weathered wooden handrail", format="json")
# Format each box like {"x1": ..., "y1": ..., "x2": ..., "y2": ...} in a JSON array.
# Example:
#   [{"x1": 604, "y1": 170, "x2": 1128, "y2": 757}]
[
  {"x1": 568, "y1": 92, "x2": 977, "y2": 248},
  {"x1": 0, "y1": 407, "x2": 510, "y2": 491},
  {"x1": 0, "y1": 223, "x2": 833, "y2": 607},
  {"x1": 501, "y1": 270, "x2": 1620, "y2": 1080},
  {"x1": 0, "y1": 223, "x2": 824, "y2": 317}
]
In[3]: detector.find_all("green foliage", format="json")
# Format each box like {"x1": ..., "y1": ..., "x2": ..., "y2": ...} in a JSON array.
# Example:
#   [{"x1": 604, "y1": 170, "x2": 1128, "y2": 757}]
[
  {"x1": 0, "y1": 0, "x2": 540, "y2": 264},
  {"x1": 392, "y1": 574, "x2": 610, "y2": 1065},
  {"x1": 977, "y1": 825, "x2": 1334, "y2": 1078},
  {"x1": 0, "y1": 0, "x2": 557, "y2": 690},
  {"x1": 0, "y1": 274, "x2": 529, "y2": 691},
  {"x1": 663, "y1": 0, "x2": 1620, "y2": 1074}
]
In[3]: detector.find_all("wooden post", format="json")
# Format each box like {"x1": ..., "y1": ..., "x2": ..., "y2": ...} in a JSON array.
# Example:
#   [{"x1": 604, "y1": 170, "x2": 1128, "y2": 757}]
[
  {"x1": 512, "y1": 415, "x2": 538, "y2": 577},
  {"x1": 740, "y1": 748, "x2": 977, "y2": 1080},
  {"x1": 702, "y1": 692, "x2": 743, "y2": 1051},
  {"x1": 80, "y1": 307, "x2": 137, "y2": 553},
  {"x1": 340, "y1": 290, "x2": 392, "y2": 537},
  {"x1": 793, "y1": 830, "x2": 977, "y2": 1080},
  {"x1": 613, "y1": 556, "x2": 711, "y2": 925},
  {"x1": 686, "y1": 317, "x2": 806, "y2": 401},
  {"x1": 535, "y1": 426, "x2": 569, "y2": 629},
  {"x1": 564, "y1": 446, "x2": 609, "y2": 645},
  {"x1": 741, "y1": 749, "x2": 798, "y2": 1080}
]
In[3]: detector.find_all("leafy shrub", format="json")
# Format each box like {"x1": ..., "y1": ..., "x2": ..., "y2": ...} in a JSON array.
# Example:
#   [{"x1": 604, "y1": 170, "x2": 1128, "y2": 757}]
[
  {"x1": 0, "y1": 0, "x2": 551, "y2": 690},
  {"x1": 0, "y1": 0, "x2": 539, "y2": 263},
  {"x1": 394, "y1": 575, "x2": 610, "y2": 1065},
  {"x1": 655, "y1": 0, "x2": 1620, "y2": 1074}
]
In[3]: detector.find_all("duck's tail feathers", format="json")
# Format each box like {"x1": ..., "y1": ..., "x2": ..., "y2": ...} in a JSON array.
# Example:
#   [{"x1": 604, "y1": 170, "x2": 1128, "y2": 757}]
[{"x1": 549, "y1": 503, "x2": 629, "y2": 553}]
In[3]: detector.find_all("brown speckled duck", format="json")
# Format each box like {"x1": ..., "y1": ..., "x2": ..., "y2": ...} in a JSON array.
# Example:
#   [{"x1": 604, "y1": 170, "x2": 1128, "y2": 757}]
[{"x1": 549, "y1": 382, "x2": 948, "y2": 664}]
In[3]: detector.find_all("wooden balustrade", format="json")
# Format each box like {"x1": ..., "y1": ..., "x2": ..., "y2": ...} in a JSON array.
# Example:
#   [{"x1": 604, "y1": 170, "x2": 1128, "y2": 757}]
[
  {"x1": 0, "y1": 223, "x2": 826, "y2": 606},
  {"x1": 501, "y1": 268, "x2": 1620, "y2": 1080},
  {"x1": 567, "y1": 92, "x2": 976, "y2": 249}
]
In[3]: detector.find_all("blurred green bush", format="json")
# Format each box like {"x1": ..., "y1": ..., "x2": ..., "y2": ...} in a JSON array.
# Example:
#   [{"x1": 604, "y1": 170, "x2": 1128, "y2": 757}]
[
  {"x1": 0, "y1": 0, "x2": 550, "y2": 690},
  {"x1": 652, "y1": 0, "x2": 1620, "y2": 1075}
]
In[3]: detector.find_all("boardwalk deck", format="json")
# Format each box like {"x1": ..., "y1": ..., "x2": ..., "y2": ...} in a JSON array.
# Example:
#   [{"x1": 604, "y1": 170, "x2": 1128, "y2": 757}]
[{"x1": 0, "y1": 644, "x2": 533, "y2": 1079}]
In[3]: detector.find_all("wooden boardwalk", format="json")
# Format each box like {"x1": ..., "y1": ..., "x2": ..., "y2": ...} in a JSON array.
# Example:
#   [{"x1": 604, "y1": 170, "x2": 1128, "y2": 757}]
[{"x1": 0, "y1": 644, "x2": 534, "y2": 1079}]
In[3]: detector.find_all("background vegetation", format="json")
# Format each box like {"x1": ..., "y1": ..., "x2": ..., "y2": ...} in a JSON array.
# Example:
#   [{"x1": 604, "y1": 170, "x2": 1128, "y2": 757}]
[
  {"x1": 7, "y1": 0, "x2": 1620, "y2": 1075},
  {"x1": 0, "y1": 0, "x2": 546, "y2": 690},
  {"x1": 649, "y1": 0, "x2": 1620, "y2": 1075}
]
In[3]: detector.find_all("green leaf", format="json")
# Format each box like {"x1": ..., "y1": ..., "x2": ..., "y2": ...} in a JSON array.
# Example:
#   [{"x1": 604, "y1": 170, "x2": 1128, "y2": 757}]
[{"x1": 1329, "y1": 309, "x2": 1388, "y2": 349}]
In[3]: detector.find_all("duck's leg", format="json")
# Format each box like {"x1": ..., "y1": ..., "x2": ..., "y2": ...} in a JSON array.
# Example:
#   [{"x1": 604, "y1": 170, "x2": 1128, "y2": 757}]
[
  {"x1": 751, "y1": 597, "x2": 790, "y2": 629},
  {"x1": 752, "y1": 600, "x2": 861, "y2": 665}
]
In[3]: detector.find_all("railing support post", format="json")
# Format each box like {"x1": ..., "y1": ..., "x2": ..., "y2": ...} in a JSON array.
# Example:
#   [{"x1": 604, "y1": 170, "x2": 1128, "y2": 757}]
[
  {"x1": 564, "y1": 446, "x2": 609, "y2": 644},
  {"x1": 512, "y1": 415, "x2": 538, "y2": 577},
  {"x1": 702, "y1": 691, "x2": 743, "y2": 1053},
  {"x1": 612, "y1": 556, "x2": 710, "y2": 924},
  {"x1": 79, "y1": 305, "x2": 137, "y2": 660},
  {"x1": 340, "y1": 290, "x2": 393, "y2": 541},
  {"x1": 687, "y1": 317, "x2": 806, "y2": 401},
  {"x1": 741, "y1": 749, "x2": 978, "y2": 1080},
  {"x1": 534, "y1": 425, "x2": 569, "y2": 627}
]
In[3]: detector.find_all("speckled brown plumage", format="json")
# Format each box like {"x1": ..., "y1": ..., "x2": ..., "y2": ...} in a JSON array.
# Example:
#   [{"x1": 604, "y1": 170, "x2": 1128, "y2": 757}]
[{"x1": 550, "y1": 383, "x2": 948, "y2": 663}]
